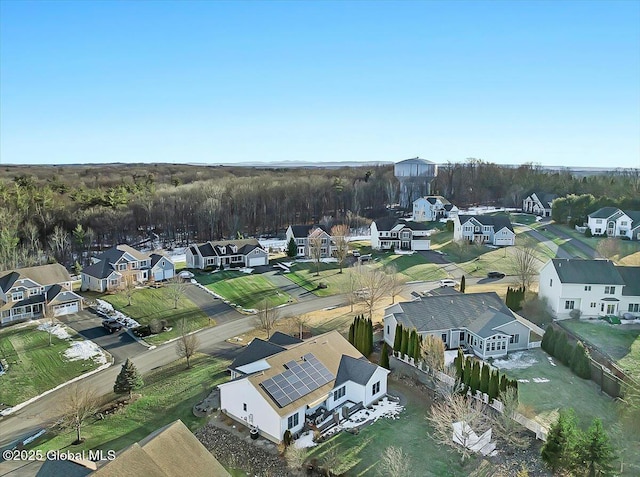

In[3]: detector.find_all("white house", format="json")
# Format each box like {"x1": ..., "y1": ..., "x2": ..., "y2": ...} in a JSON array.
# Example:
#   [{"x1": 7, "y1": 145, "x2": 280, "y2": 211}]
[
  {"x1": 186, "y1": 239, "x2": 268, "y2": 270},
  {"x1": 586, "y1": 207, "x2": 640, "y2": 240},
  {"x1": 1, "y1": 264, "x2": 83, "y2": 324},
  {"x1": 453, "y1": 215, "x2": 516, "y2": 246},
  {"x1": 412, "y1": 196, "x2": 458, "y2": 222},
  {"x1": 538, "y1": 259, "x2": 640, "y2": 318},
  {"x1": 370, "y1": 218, "x2": 431, "y2": 251},
  {"x1": 218, "y1": 330, "x2": 389, "y2": 443},
  {"x1": 383, "y1": 291, "x2": 534, "y2": 360},
  {"x1": 285, "y1": 225, "x2": 337, "y2": 258},
  {"x1": 522, "y1": 192, "x2": 556, "y2": 217},
  {"x1": 81, "y1": 244, "x2": 175, "y2": 292}
]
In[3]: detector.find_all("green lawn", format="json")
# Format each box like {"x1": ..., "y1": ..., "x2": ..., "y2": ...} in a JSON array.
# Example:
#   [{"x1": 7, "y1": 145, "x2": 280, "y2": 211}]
[
  {"x1": 540, "y1": 224, "x2": 640, "y2": 261},
  {"x1": 101, "y1": 287, "x2": 210, "y2": 345},
  {"x1": 0, "y1": 325, "x2": 102, "y2": 406},
  {"x1": 285, "y1": 262, "x2": 355, "y2": 297},
  {"x1": 306, "y1": 379, "x2": 473, "y2": 476},
  {"x1": 375, "y1": 253, "x2": 447, "y2": 281},
  {"x1": 560, "y1": 320, "x2": 640, "y2": 382},
  {"x1": 195, "y1": 270, "x2": 292, "y2": 308},
  {"x1": 528, "y1": 226, "x2": 590, "y2": 259},
  {"x1": 30, "y1": 354, "x2": 229, "y2": 453}
]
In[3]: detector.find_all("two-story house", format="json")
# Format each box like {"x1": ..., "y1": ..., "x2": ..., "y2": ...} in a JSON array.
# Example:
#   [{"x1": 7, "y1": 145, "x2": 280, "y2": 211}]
[
  {"x1": 285, "y1": 225, "x2": 336, "y2": 258},
  {"x1": 453, "y1": 215, "x2": 516, "y2": 246},
  {"x1": 538, "y1": 259, "x2": 640, "y2": 318},
  {"x1": 522, "y1": 192, "x2": 556, "y2": 217},
  {"x1": 218, "y1": 330, "x2": 389, "y2": 443},
  {"x1": 383, "y1": 291, "x2": 534, "y2": 360},
  {"x1": 370, "y1": 218, "x2": 431, "y2": 251},
  {"x1": 1, "y1": 263, "x2": 83, "y2": 325},
  {"x1": 186, "y1": 238, "x2": 269, "y2": 269},
  {"x1": 412, "y1": 196, "x2": 459, "y2": 222},
  {"x1": 81, "y1": 245, "x2": 175, "y2": 292},
  {"x1": 586, "y1": 207, "x2": 640, "y2": 240}
]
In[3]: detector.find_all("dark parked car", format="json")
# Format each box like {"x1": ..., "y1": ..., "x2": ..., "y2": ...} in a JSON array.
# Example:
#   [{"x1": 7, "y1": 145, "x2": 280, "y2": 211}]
[
  {"x1": 487, "y1": 271, "x2": 506, "y2": 279},
  {"x1": 102, "y1": 318, "x2": 123, "y2": 333}
]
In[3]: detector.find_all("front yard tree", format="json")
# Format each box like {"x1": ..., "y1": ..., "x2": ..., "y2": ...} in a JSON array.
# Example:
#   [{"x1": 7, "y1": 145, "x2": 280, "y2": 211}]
[
  {"x1": 379, "y1": 446, "x2": 411, "y2": 477},
  {"x1": 541, "y1": 408, "x2": 579, "y2": 473},
  {"x1": 577, "y1": 418, "x2": 616, "y2": 477},
  {"x1": 309, "y1": 235, "x2": 323, "y2": 276},
  {"x1": 167, "y1": 275, "x2": 189, "y2": 309},
  {"x1": 421, "y1": 335, "x2": 444, "y2": 375},
  {"x1": 120, "y1": 274, "x2": 137, "y2": 306},
  {"x1": 354, "y1": 264, "x2": 390, "y2": 320},
  {"x1": 385, "y1": 264, "x2": 405, "y2": 304},
  {"x1": 255, "y1": 299, "x2": 279, "y2": 339},
  {"x1": 114, "y1": 358, "x2": 144, "y2": 399},
  {"x1": 596, "y1": 237, "x2": 621, "y2": 260},
  {"x1": 510, "y1": 244, "x2": 538, "y2": 290},
  {"x1": 292, "y1": 314, "x2": 309, "y2": 340},
  {"x1": 176, "y1": 318, "x2": 200, "y2": 369},
  {"x1": 331, "y1": 224, "x2": 350, "y2": 273},
  {"x1": 286, "y1": 237, "x2": 298, "y2": 258},
  {"x1": 61, "y1": 384, "x2": 99, "y2": 445}
]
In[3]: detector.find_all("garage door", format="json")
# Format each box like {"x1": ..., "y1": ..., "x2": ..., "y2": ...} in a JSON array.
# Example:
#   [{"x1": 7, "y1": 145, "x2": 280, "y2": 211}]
[
  {"x1": 54, "y1": 302, "x2": 78, "y2": 316},
  {"x1": 248, "y1": 256, "x2": 267, "y2": 267},
  {"x1": 154, "y1": 269, "x2": 175, "y2": 281}
]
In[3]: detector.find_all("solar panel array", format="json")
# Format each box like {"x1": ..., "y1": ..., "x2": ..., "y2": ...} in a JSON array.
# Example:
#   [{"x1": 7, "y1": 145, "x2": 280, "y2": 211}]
[{"x1": 260, "y1": 353, "x2": 334, "y2": 408}]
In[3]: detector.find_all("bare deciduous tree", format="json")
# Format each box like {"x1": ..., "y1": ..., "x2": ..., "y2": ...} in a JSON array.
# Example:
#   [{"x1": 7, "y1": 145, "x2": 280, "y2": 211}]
[
  {"x1": 285, "y1": 445, "x2": 307, "y2": 474},
  {"x1": 510, "y1": 245, "x2": 539, "y2": 290},
  {"x1": 491, "y1": 387, "x2": 529, "y2": 449},
  {"x1": 175, "y1": 318, "x2": 200, "y2": 368},
  {"x1": 421, "y1": 334, "x2": 445, "y2": 375},
  {"x1": 378, "y1": 446, "x2": 411, "y2": 477},
  {"x1": 596, "y1": 237, "x2": 621, "y2": 260},
  {"x1": 119, "y1": 273, "x2": 137, "y2": 306},
  {"x1": 309, "y1": 235, "x2": 323, "y2": 276},
  {"x1": 354, "y1": 264, "x2": 390, "y2": 320},
  {"x1": 255, "y1": 299, "x2": 280, "y2": 339},
  {"x1": 166, "y1": 275, "x2": 189, "y2": 309},
  {"x1": 60, "y1": 384, "x2": 99, "y2": 444},
  {"x1": 385, "y1": 264, "x2": 405, "y2": 304},
  {"x1": 331, "y1": 224, "x2": 350, "y2": 273},
  {"x1": 346, "y1": 269, "x2": 358, "y2": 312},
  {"x1": 321, "y1": 443, "x2": 342, "y2": 477},
  {"x1": 48, "y1": 225, "x2": 69, "y2": 264},
  {"x1": 291, "y1": 314, "x2": 309, "y2": 340}
]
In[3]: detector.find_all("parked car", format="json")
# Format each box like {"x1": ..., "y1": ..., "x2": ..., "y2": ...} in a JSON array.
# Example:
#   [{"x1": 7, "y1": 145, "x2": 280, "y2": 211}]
[
  {"x1": 359, "y1": 254, "x2": 372, "y2": 262},
  {"x1": 439, "y1": 279, "x2": 457, "y2": 288},
  {"x1": 179, "y1": 270, "x2": 194, "y2": 279},
  {"x1": 487, "y1": 271, "x2": 506, "y2": 279},
  {"x1": 352, "y1": 250, "x2": 361, "y2": 257},
  {"x1": 102, "y1": 318, "x2": 123, "y2": 333}
]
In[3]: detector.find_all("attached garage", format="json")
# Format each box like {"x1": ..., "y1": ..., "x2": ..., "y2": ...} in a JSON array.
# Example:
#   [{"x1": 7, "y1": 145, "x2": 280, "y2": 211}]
[
  {"x1": 53, "y1": 301, "x2": 79, "y2": 316},
  {"x1": 154, "y1": 268, "x2": 174, "y2": 281},
  {"x1": 248, "y1": 256, "x2": 268, "y2": 267}
]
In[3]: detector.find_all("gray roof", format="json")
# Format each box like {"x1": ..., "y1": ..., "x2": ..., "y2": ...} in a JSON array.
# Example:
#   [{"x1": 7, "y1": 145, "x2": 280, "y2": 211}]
[
  {"x1": 96, "y1": 244, "x2": 150, "y2": 264},
  {"x1": 335, "y1": 355, "x2": 379, "y2": 386},
  {"x1": 617, "y1": 266, "x2": 640, "y2": 296},
  {"x1": 466, "y1": 309, "x2": 515, "y2": 338},
  {"x1": 626, "y1": 210, "x2": 640, "y2": 227},
  {"x1": 82, "y1": 259, "x2": 117, "y2": 280},
  {"x1": 230, "y1": 338, "x2": 285, "y2": 371},
  {"x1": 268, "y1": 332, "x2": 303, "y2": 346},
  {"x1": 150, "y1": 252, "x2": 172, "y2": 268},
  {"x1": 289, "y1": 224, "x2": 330, "y2": 238},
  {"x1": 374, "y1": 218, "x2": 431, "y2": 232},
  {"x1": 457, "y1": 215, "x2": 514, "y2": 233},
  {"x1": 551, "y1": 259, "x2": 625, "y2": 285},
  {"x1": 588, "y1": 207, "x2": 621, "y2": 219},
  {"x1": 0, "y1": 264, "x2": 72, "y2": 291},
  {"x1": 396, "y1": 157, "x2": 435, "y2": 165},
  {"x1": 385, "y1": 292, "x2": 514, "y2": 334},
  {"x1": 195, "y1": 239, "x2": 263, "y2": 258}
]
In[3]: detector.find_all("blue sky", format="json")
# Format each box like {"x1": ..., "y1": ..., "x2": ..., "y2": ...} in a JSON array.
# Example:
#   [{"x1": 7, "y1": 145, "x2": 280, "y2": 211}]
[{"x1": 1, "y1": 1, "x2": 639, "y2": 167}]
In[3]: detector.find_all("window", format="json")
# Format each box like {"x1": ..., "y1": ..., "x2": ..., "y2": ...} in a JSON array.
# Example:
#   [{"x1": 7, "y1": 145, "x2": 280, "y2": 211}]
[
  {"x1": 596, "y1": 219, "x2": 602, "y2": 224},
  {"x1": 490, "y1": 342, "x2": 495, "y2": 351},
  {"x1": 243, "y1": 403, "x2": 247, "y2": 412},
  {"x1": 372, "y1": 381, "x2": 380, "y2": 395},
  {"x1": 584, "y1": 286, "x2": 591, "y2": 291},
  {"x1": 11, "y1": 292, "x2": 23, "y2": 301},
  {"x1": 590, "y1": 302, "x2": 597, "y2": 308},
  {"x1": 605, "y1": 286, "x2": 616, "y2": 294},
  {"x1": 565, "y1": 300, "x2": 575, "y2": 310},
  {"x1": 459, "y1": 331, "x2": 465, "y2": 341},
  {"x1": 595, "y1": 228, "x2": 602, "y2": 234},
  {"x1": 621, "y1": 221, "x2": 628, "y2": 226},
  {"x1": 629, "y1": 304, "x2": 640, "y2": 312},
  {"x1": 509, "y1": 334, "x2": 520, "y2": 344},
  {"x1": 29, "y1": 288, "x2": 40, "y2": 296},
  {"x1": 549, "y1": 279, "x2": 553, "y2": 287},
  {"x1": 287, "y1": 413, "x2": 299, "y2": 429},
  {"x1": 118, "y1": 263, "x2": 127, "y2": 271},
  {"x1": 333, "y1": 386, "x2": 345, "y2": 401},
  {"x1": 441, "y1": 333, "x2": 447, "y2": 343}
]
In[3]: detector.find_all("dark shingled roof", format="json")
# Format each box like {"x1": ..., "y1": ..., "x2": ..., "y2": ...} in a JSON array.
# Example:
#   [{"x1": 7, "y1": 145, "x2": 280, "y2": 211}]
[
  {"x1": 617, "y1": 266, "x2": 640, "y2": 296},
  {"x1": 457, "y1": 215, "x2": 515, "y2": 233},
  {"x1": 230, "y1": 338, "x2": 285, "y2": 371},
  {"x1": 374, "y1": 218, "x2": 432, "y2": 232},
  {"x1": 588, "y1": 207, "x2": 622, "y2": 219},
  {"x1": 96, "y1": 244, "x2": 150, "y2": 263},
  {"x1": 195, "y1": 239, "x2": 263, "y2": 258},
  {"x1": 82, "y1": 259, "x2": 117, "y2": 279},
  {"x1": 0, "y1": 264, "x2": 72, "y2": 290},
  {"x1": 268, "y1": 331, "x2": 303, "y2": 346},
  {"x1": 289, "y1": 224, "x2": 330, "y2": 238},
  {"x1": 551, "y1": 259, "x2": 625, "y2": 285},
  {"x1": 385, "y1": 292, "x2": 514, "y2": 333},
  {"x1": 335, "y1": 355, "x2": 379, "y2": 386}
]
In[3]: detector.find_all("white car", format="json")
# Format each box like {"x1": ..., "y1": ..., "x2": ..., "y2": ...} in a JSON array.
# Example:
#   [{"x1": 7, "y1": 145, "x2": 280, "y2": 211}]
[
  {"x1": 178, "y1": 270, "x2": 194, "y2": 279},
  {"x1": 439, "y1": 279, "x2": 457, "y2": 288}
]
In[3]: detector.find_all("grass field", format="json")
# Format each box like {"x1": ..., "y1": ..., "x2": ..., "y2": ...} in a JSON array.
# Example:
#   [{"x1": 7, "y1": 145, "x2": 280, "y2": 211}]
[
  {"x1": 30, "y1": 354, "x2": 229, "y2": 453},
  {"x1": 195, "y1": 270, "x2": 292, "y2": 308},
  {"x1": 0, "y1": 325, "x2": 102, "y2": 406},
  {"x1": 306, "y1": 379, "x2": 473, "y2": 476},
  {"x1": 560, "y1": 320, "x2": 640, "y2": 382},
  {"x1": 101, "y1": 287, "x2": 210, "y2": 345}
]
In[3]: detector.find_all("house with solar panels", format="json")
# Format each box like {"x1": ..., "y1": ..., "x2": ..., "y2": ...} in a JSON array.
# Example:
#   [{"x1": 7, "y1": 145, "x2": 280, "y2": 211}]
[{"x1": 218, "y1": 330, "x2": 389, "y2": 443}]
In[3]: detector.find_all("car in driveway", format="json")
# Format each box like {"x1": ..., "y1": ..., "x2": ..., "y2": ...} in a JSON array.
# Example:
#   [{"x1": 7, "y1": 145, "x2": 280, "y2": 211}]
[
  {"x1": 487, "y1": 271, "x2": 506, "y2": 279},
  {"x1": 102, "y1": 318, "x2": 123, "y2": 333},
  {"x1": 439, "y1": 279, "x2": 458, "y2": 288}
]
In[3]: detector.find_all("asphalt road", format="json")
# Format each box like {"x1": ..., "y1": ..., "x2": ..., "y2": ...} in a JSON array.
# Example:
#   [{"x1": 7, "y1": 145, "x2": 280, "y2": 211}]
[
  {"x1": 544, "y1": 223, "x2": 599, "y2": 258},
  {"x1": 183, "y1": 283, "x2": 244, "y2": 326}
]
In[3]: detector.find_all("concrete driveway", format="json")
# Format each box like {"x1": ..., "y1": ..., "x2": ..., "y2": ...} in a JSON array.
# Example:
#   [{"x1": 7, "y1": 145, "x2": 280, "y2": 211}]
[
  {"x1": 183, "y1": 283, "x2": 244, "y2": 326},
  {"x1": 60, "y1": 310, "x2": 147, "y2": 364}
]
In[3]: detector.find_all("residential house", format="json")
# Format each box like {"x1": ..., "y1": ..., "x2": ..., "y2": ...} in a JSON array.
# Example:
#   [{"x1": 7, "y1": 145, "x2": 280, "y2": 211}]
[
  {"x1": 383, "y1": 291, "x2": 533, "y2": 359},
  {"x1": 522, "y1": 192, "x2": 557, "y2": 217},
  {"x1": 538, "y1": 259, "x2": 640, "y2": 318},
  {"x1": 285, "y1": 225, "x2": 336, "y2": 258},
  {"x1": 586, "y1": 207, "x2": 640, "y2": 240},
  {"x1": 81, "y1": 245, "x2": 175, "y2": 292},
  {"x1": 1, "y1": 263, "x2": 83, "y2": 325},
  {"x1": 412, "y1": 196, "x2": 458, "y2": 222},
  {"x1": 370, "y1": 218, "x2": 431, "y2": 251},
  {"x1": 186, "y1": 238, "x2": 268, "y2": 270},
  {"x1": 218, "y1": 330, "x2": 389, "y2": 443},
  {"x1": 453, "y1": 215, "x2": 516, "y2": 246}
]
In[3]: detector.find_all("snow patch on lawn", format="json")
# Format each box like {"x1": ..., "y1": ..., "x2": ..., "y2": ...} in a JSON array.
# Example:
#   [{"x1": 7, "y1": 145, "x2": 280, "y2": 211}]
[
  {"x1": 532, "y1": 377, "x2": 550, "y2": 383},
  {"x1": 64, "y1": 341, "x2": 107, "y2": 364},
  {"x1": 294, "y1": 430, "x2": 316, "y2": 448},
  {"x1": 492, "y1": 351, "x2": 537, "y2": 370},
  {"x1": 37, "y1": 322, "x2": 71, "y2": 340},
  {"x1": 547, "y1": 356, "x2": 557, "y2": 367},
  {"x1": 95, "y1": 299, "x2": 140, "y2": 328}
]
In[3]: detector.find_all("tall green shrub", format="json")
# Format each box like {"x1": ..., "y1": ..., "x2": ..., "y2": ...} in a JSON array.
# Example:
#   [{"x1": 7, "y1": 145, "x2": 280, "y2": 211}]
[
  {"x1": 393, "y1": 323, "x2": 403, "y2": 353},
  {"x1": 379, "y1": 342, "x2": 390, "y2": 370},
  {"x1": 463, "y1": 358, "x2": 472, "y2": 391},
  {"x1": 541, "y1": 326, "x2": 556, "y2": 353},
  {"x1": 400, "y1": 328, "x2": 409, "y2": 357},
  {"x1": 480, "y1": 363, "x2": 490, "y2": 395},
  {"x1": 570, "y1": 341, "x2": 592, "y2": 379},
  {"x1": 407, "y1": 329, "x2": 416, "y2": 359},
  {"x1": 488, "y1": 370, "x2": 500, "y2": 402},
  {"x1": 470, "y1": 361, "x2": 481, "y2": 394},
  {"x1": 454, "y1": 348, "x2": 464, "y2": 380}
]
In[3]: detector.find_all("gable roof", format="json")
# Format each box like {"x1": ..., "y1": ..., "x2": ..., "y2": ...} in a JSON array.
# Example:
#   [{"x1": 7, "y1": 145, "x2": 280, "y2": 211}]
[
  {"x1": 617, "y1": 266, "x2": 640, "y2": 296},
  {"x1": 466, "y1": 309, "x2": 515, "y2": 338},
  {"x1": 457, "y1": 215, "x2": 515, "y2": 233},
  {"x1": 625, "y1": 210, "x2": 640, "y2": 226},
  {"x1": 335, "y1": 355, "x2": 379, "y2": 386},
  {"x1": 82, "y1": 259, "x2": 119, "y2": 280},
  {"x1": 385, "y1": 292, "x2": 515, "y2": 334},
  {"x1": 229, "y1": 338, "x2": 285, "y2": 371},
  {"x1": 268, "y1": 331, "x2": 303, "y2": 346},
  {"x1": 97, "y1": 244, "x2": 150, "y2": 263},
  {"x1": 374, "y1": 218, "x2": 431, "y2": 232},
  {"x1": 550, "y1": 259, "x2": 625, "y2": 285},
  {"x1": 289, "y1": 224, "x2": 330, "y2": 238},
  {"x1": 0, "y1": 264, "x2": 72, "y2": 291},
  {"x1": 151, "y1": 252, "x2": 173, "y2": 268},
  {"x1": 588, "y1": 207, "x2": 622, "y2": 219},
  {"x1": 194, "y1": 239, "x2": 262, "y2": 258}
]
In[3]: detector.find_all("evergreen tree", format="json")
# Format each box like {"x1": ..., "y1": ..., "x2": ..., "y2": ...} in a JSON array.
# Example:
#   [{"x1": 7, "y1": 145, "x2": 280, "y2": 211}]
[
  {"x1": 348, "y1": 322, "x2": 355, "y2": 346},
  {"x1": 286, "y1": 237, "x2": 298, "y2": 257},
  {"x1": 571, "y1": 341, "x2": 592, "y2": 379},
  {"x1": 576, "y1": 418, "x2": 616, "y2": 477},
  {"x1": 460, "y1": 275, "x2": 466, "y2": 293},
  {"x1": 412, "y1": 333, "x2": 421, "y2": 364},
  {"x1": 400, "y1": 328, "x2": 409, "y2": 357},
  {"x1": 367, "y1": 318, "x2": 373, "y2": 357},
  {"x1": 113, "y1": 358, "x2": 143, "y2": 399},
  {"x1": 470, "y1": 361, "x2": 481, "y2": 394},
  {"x1": 554, "y1": 331, "x2": 570, "y2": 364},
  {"x1": 506, "y1": 287, "x2": 513, "y2": 310},
  {"x1": 480, "y1": 363, "x2": 490, "y2": 395},
  {"x1": 379, "y1": 342, "x2": 390, "y2": 370},
  {"x1": 463, "y1": 358, "x2": 472, "y2": 392},
  {"x1": 488, "y1": 370, "x2": 500, "y2": 402},
  {"x1": 393, "y1": 323, "x2": 403, "y2": 353},
  {"x1": 541, "y1": 409, "x2": 578, "y2": 474},
  {"x1": 407, "y1": 329, "x2": 416, "y2": 359},
  {"x1": 499, "y1": 374, "x2": 508, "y2": 394},
  {"x1": 541, "y1": 326, "x2": 556, "y2": 354},
  {"x1": 454, "y1": 348, "x2": 464, "y2": 380}
]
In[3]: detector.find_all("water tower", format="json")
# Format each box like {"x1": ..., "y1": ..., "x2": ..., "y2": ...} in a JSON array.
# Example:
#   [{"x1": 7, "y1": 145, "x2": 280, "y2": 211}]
[{"x1": 394, "y1": 157, "x2": 438, "y2": 209}]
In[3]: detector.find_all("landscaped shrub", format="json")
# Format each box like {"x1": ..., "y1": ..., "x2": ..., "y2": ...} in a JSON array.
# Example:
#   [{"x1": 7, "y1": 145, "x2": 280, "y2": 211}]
[
  {"x1": 454, "y1": 349, "x2": 464, "y2": 380},
  {"x1": 412, "y1": 333, "x2": 422, "y2": 363},
  {"x1": 585, "y1": 228, "x2": 593, "y2": 238},
  {"x1": 393, "y1": 323, "x2": 403, "y2": 353},
  {"x1": 480, "y1": 363, "x2": 490, "y2": 394},
  {"x1": 488, "y1": 370, "x2": 500, "y2": 402},
  {"x1": 286, "y1": 237, "x2": 297, "y2": 257},
  {"x1": 400, "y1": 328, "x2": 409, "y2": 357},
  {"x1": 407, "y1": 329, "x2": 416, "y2": 359},
  {"x1": 506, "y1": 286, "x2": 526, "y2": 312},
  {"x1": 149, "y1": 319, "x2": 163, "y2": 334},
  {"x1": 463, "y1": 359, "x2": 472, "y2": 392},
  {"x1": 541, "y1": 326, "x2": 556, "y2": 353},
  {"x1": 470, "y1": 361, "x2": 481, "y2": 394},
  {"x1": 283, "y1": 429, "x2": 293, "y2": 447},
  {"x1": 379, "y1": 342, "x2": 390, "y2": 369},
  {"x1": 569, "y1": 309, "x2": 582, "y2": 320},
  {"x1": 570, "y1": 341, "x2": 592, "y2": 379}
]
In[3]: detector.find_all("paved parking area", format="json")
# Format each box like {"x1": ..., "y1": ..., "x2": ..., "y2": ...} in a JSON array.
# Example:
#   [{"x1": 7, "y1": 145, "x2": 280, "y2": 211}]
[{"x1": 60, "y1": 310, "x2": 147, "y2": 363}]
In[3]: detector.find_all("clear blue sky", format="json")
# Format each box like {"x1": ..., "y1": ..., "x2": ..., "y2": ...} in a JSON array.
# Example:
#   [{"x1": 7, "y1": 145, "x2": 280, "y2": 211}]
[{"x1": 1, "y1": 0, "x2": 639, "y2": 167}]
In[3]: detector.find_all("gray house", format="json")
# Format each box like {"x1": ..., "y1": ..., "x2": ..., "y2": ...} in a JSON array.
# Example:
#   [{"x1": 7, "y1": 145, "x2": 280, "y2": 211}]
[
  {"x1": 186, "y1": 239, "x2": 269, "y2": 270},
  {"x1": 383, "y1": 291, "x2": 534, "y2": 359}
]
